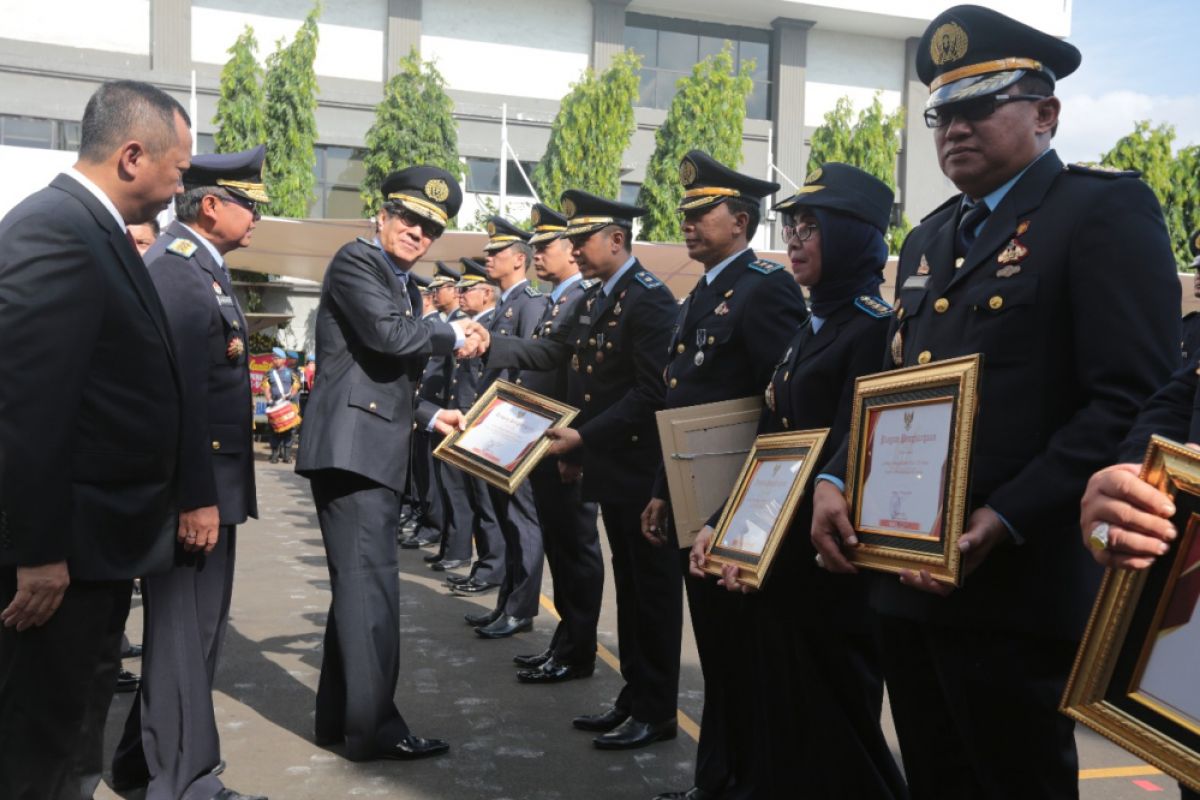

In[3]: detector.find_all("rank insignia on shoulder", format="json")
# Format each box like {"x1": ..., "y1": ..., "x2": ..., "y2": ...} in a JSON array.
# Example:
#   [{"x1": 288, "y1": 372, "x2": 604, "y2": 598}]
[
  {"x1": 356, "y1": 236, "x2": 382, "y2": 249},
  {"x1": 524, "y1": 286, "x2": 543, "y2": 297},
  {"x1": 1066, "y1": 162, "x2": 1140, "y2": 179},
  {"x1": 855, "y1": 295, "x2": 893, "y2": 318},
  {"x1": 747, "y1": 259, "x2": 784, "y2": 275},
  {"x1": 166, "y1": 238, "x2": 197, "y2": 258},
  {"x1": 916, "y1": 256, "x2": 931, "y2": 276},
  {"x1": 634, "y1": 271, "x2": 661, "y2": 289},
  {"x1": 581, "y1": 278, "x2": 599, "y2": 290}
]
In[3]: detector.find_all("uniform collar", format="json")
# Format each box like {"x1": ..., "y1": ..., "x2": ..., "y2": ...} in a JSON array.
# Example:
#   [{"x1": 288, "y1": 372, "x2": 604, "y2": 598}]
[
  {"x1": 374, "y1": 237, "x2": 409, "y2": 281},
  {"x1": 179, "y1": 222, "x2": 225, "y2": 267},
  {"x1": 472, "y1": 306, "x2": 494, "y2": 321},
  {"x1": 974, "y1": 148, "x2": 1054, "y2": 213},
  {"x1": 500, "y1": 278, "x2": 528, "y2": 303},
  {"x1": 704, "y1": 247, "x2": 750, "y2": 285},
  {"x1": 603, "y1": 256, "x2": 637, "y2": 296},
  {"x1": 550, "y1": 272, "x2": 582, "y2": 302},
  {"x1": 64, "y1": 167, "x2": 126, "y2": 232}
]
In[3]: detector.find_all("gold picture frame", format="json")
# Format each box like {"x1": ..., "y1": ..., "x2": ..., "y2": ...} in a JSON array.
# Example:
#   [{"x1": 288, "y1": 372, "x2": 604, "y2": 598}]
[
  {"x1": 844, "y1": 354, "x2": 981, "y2": 585},
  {"x1": 1061, "y1": 436, "x2": 1200, "y2": 792},
  {"x1": 433, "y1": 379, "x2": 578, "y2": 494},
  {"x1": 702, "y1": 429, "x2": 829, "y2": 589}
]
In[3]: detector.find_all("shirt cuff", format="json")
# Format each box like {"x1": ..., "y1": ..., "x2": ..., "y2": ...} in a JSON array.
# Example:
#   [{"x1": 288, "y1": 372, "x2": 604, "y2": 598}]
[
  {"x1": 425, "y1": 410, "x2": 442, "y2": 433},
  {"x1": 816, "y1": 474, "x2": 845, "y2": 492},
  {"x1": 986, "y1": 505, "x2": 1023, "y2": 544}
]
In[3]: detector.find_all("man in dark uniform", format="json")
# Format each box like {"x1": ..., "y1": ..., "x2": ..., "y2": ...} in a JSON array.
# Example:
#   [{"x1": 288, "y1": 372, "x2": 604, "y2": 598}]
[
  {"x1": 1181, "y1": 230, "x2": 1200, "y2": 362},
  {"x1": 295, "y1": 166, "x2": 485, "y2": 762},
  {"x1": 110, "y1": 147, "x2": 267, "y2": 800},
  {"x1": 642, "y1": 151, "x2": 807, "y2": 800},
  {"x1": 397, "y1": 273, "x2": 443, "y2": 551},
  {"x1": 512, "y1": 203, "x2": 604, "y2": 683},
  {"x1": 443, "y1": 263, "x2": 508, "y2": 599},
  {"x1": 810, "y1": 7, "x2": 1180, "y2": 799},
  {"x1": 465, "y1": 217, "x2": 550, "y2": 639},
  {"x1": 478, "y1": 190, "x2": 680, "y2": 749}
]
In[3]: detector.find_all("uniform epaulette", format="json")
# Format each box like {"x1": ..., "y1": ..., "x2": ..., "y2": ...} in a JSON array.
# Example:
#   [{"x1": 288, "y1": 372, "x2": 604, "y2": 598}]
[
  {"x1": 524, "y1": 285, "x2": 543, "y2": 297},
  {"x1": 580, "y1": 278, "x2": 600, "y2": 290},
  {"x1": 747, "y1": 259, "x2": 785, "y2": 275},
  {"x1": 634, "y1": 271, "x2": 662, "y2": 289},
  {"x1": 854, "y1": 295, "x2": 893, "y2": 318},
  {"x1": 921, "y1": 194, "x2": 960, "y2": 223},
  {"x1": 356, "y1": 236, "x2": 382, "y2": 249},
  {"x1": 1066, "y1": 162, "x2": 1140, "y2": 179},
  {"x1": 166, "y1": 238, "x2": 197, "y2": 258}
]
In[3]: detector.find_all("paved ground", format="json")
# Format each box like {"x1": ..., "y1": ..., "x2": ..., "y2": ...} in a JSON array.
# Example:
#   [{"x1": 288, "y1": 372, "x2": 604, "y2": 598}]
[{"x1": 95, "y1": 450, "x2": 1187, "y2": 799}]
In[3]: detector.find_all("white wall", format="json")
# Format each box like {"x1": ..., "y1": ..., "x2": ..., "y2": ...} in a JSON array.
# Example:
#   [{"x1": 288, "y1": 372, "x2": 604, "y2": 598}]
[
  {"x1": 422, "y1": 0, "x2": 591, "y2": 100},
  {"x1": 0, "y1": 145, "x2": 74, "y2": 220},
  {"x1": 777, "y1": 0, "x2": 1072, "y2": 35},
  {"x1": 0, "y1": 0, "x2": 150, "y2": 53},
  {"x1": 804, "y1": 29, "x2": 905, "y2": 128}
]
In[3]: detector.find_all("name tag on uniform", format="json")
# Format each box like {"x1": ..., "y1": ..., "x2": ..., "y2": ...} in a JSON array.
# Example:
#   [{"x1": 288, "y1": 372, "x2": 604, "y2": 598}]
[
  {"x1": 901, "y1": 275, "x2": 930, "y2": 290},
  {"x1": 217, "y1": 295, "x2": 235, "y2": 306},
  {"x1": 579, "y1": 316, "x2": 591, "y2": 324}
]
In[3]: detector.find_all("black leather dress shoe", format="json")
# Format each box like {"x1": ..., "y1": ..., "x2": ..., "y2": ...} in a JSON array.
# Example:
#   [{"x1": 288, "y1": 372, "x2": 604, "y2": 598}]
[
  {"x1": 423, "y1": 552, "x2": 443, "y2": 563},
  {"x1": 652, "y1": 788, "x2": 719, "y2": 800},
  {"x1": 517, "y1": 659, "x2": 594, "y2": 684},
  {"x1": 397, "y1": 531, "x2": 418, "y2": 546},
  {"x1": 115, "y1": 668, "x2": 140, "y2": 693},
  {"x1": 593, "y1": 717, "x2": 677, "y2": 750},
  {"x1": 450, "y1": 578, "x2": 498, "y2": 596},
  {"x1": 371, "y1": 735, "x2": 450, "y2": 761},
  {"x1": 110, "y1": 770, "x2": 149, "y2": 792},
  {"x1": 445, "y1": 572, "x2": 474, "y2": 586},
  {"x1": 475, "y1": 615, "x2": 532, "y2": 639},
  {"x1": 398, "y1": 532, "x2": 426, "y2": 549},
  {"x1": 212, "y1": 789, "x2": 267, "y2": 800},
  {"x1": 464, "y1": 607, "x2": 502, "y2": 627},
  {"x1": 572, "y1": 706, "x2": 630, "y2": 732},
  {"x1": 512, "y1": 647, "x2": 552, "y2": 668},
  {"x1": 121, "y1": 643, "x2": 143, "y2": 659},
  {"x1": 431, "y1": 558, "x2": 470, "y2": 571}
]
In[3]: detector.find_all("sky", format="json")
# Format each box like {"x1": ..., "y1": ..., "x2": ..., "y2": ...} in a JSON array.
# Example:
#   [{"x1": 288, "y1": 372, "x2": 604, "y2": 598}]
[{"x1": 1053, "y1": 0, "x2": 1200, "y2": 162}]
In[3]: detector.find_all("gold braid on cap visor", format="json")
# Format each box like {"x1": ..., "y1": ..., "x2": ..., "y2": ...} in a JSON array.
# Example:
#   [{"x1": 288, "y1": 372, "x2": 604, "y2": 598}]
[
  {"x1": 929, "y1": 57, "x2": 1044, "y2": 92},
  {"x1": 216, "y1": 178, "x2": 270, "y2": 203},
  {"x1": 388, "y1": 193, "x2": 449, "y2": 225},
  {"x1": 678, "y1": 186, "x2": 742, "y2": 211}
]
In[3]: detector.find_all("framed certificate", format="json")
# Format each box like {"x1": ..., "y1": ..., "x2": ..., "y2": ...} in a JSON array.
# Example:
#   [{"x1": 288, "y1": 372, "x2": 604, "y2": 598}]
[
  {"x1": 1062, "y1": 436, "x2": 1200, "y2": 793},
  {"x1": 844, "y1": 354, "x2": 980, "y2": 585},
  {"x1": 433, "y1": 379, "x2": 578, "y2": 494},
  {"x1": 702, "y1": 429, "x2": 829, "y2": 589}
]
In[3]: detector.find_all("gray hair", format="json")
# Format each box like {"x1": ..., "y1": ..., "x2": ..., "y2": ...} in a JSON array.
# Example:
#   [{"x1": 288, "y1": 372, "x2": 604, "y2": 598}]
[{"x1": 174, "y1": 185, "x2": 229, "y2": 223}]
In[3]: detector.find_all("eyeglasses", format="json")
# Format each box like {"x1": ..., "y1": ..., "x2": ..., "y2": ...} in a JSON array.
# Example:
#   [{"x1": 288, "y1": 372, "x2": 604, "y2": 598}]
[
  {"x1": 388, "y1": 208, "x2": 444, "y2": 240},
  {"x1": 782, "y1": 222, "x2": 818, "y2": 242},
  {"x1": 218, "y1": 194, "x2": 261, "y2": 220},
  {"x1": 923, "y1": 94, "x2": 1047, "y2": 129},
  {"x1": 457, "y1": 285, "x2": 488, "y2": 294}
]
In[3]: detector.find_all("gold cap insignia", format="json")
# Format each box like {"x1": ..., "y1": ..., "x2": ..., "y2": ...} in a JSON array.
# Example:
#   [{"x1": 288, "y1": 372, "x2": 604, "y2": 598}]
[
  {"x1": 486, "y1": 221, "x2": 497, "y2": 236},
  {"x1": 530, "y1": 207, "x2": 541, "y2": 225},
  {"x1": 424, "y1": 178, "x2": 450, "y2": 202},
  {"x1": 562, "y1": 198, "x2": 577, "y2": 218},
  {"x1": 805, "y1": 167, "x2": 823, "y2": 185},
  {"x1": 679, "y1": 158, "x2": 698, "y2": 186},
  {"x1": 931, "y1": 22, "x2": 968, "y2": 66}
]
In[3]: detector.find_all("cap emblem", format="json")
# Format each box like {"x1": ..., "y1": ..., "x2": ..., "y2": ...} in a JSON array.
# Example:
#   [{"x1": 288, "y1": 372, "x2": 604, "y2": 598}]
[
  {"x1": 530, "y1": 207, "x2": 541, "y2": 225},
  {"x1": 805, "y1": 167, "x2": 823, "y2": 185},
  {"x1": 424, "y1": 178, "x2": 450, "y2": 202},
  {"x1": 931, "y1": 22, "x2": 969, "y2": 66},
  {"x1": 679, "y1": 158, "x2": 698, "y2": 186},
  {"x1": 486, "y1": 221, "x2": 497, "y2": 236},
  {"x1": 562, "y1": 198, "x2": 577, "y2": 218}
]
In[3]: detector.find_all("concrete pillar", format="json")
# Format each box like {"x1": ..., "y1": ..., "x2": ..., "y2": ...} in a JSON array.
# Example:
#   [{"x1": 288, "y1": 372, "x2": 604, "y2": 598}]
[
  {"x1": 769, "y1": 17, "x2": 815, "y2": 248},
  {"x1": 387, "y1": 0, "x2": 423, "y2": 80},
  {"x1": 591, "y1": 0, "x2": 631, "y2": 72},
  {"x1": 899, "y1": 36, "x2": 949, "y2": 222},
  {"x1": 150, "y1": 0, "x2": 191, "y2": 75}
]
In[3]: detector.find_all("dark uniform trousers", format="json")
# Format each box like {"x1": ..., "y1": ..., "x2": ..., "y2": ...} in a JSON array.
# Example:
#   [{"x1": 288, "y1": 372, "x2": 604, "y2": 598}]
[
  {"x1": 488, "y1": 481, "x2": 543, "y2": 617},
  {"x1": 410, "y1": 428, "x2": 445, "y2": 535},
  {"x1": 441, "y1": 464, "x2": 505, "y2": 584}
]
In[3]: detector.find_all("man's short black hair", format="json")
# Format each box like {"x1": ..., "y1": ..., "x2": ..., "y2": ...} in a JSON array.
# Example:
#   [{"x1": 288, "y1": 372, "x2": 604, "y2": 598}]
[
  {"x1": 726, "y1": 197, "x2": 761, "y2": 240},
  {"x1": 1012, "y1": 73, "x2": 1058, "y2": 137},
  {"x1": 509, "y1": 240, "x2": 534, "y2": 269},
  {"x1": 78, "y1": 80, "x2": 190, "y2": 163}
]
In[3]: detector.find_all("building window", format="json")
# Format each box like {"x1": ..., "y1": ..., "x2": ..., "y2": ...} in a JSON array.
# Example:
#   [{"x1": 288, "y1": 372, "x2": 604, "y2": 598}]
[
  {"x1": 465, "y1": 157, "x2": 539, "y2": 196},
  {"x1": 623, "y1": 14, "x2": 771, "y2": 120},
  {"x1": 620, "y1": 182, "x2": 641, "y2": 206},
  {"x1": 0, "y1": 115, "x2": 82, "y2": 150},
  {"x1": 310, "y1": 145, "x2": 367, "y2": 219}
]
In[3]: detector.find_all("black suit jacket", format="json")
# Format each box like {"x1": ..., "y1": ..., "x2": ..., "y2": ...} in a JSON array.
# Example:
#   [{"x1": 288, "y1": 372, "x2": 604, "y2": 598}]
[
  {"x1": 447, "y1": 308, "x2": 494, "y2": 412},
  {"x1": 0, "y1": 174, "x2": 182, "y2": 579},
  {"x1": 295, "y1": 238, "x2": 457, "y2": 492},
  {"x1": 487, "y1": 261, "x2": 675, "y2": 503},
  {"x1": 483, "y1": 279, "x2": 547, "y2": 387},
  {"x1": 417, "y1": 308, "x2": 465, "y2": 407},
  {"x1": 826, "y1": 151, "x2": 1180, "y2": 639},
  {"x1": 516, "y1": 276, "x2": 595, "y2": 400},
  {"x1": 145, "y1": 221, "x2": 257, "y2": 526}
]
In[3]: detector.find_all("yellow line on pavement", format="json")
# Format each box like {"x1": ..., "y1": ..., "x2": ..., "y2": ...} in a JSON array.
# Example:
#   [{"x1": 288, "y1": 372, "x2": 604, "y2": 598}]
[
  {"x1": 539, "y1": 593, "x2": 701, "y2": 743},
  {"x1": 1079, "y1": 765, "x2": 1162, "y2": 780}
]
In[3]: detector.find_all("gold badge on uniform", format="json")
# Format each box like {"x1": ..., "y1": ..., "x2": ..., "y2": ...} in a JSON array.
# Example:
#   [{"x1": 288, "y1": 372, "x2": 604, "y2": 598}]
[
  {"x1": 724, "y1": 289, "x2": 734, "y2": 298},
  {"x1": 917, "y1": 256, "x2": 931, "y2": 276},
  {"x1": 679, "y1": 158, "x2": 698, "y2": 186},
  {"x1": 530, "y1": 207, "x2": 542, "y2": 226},
  {"x1": 563, "y1": 198, "x2": 577, "y2": 218},
  {"x1": 1016, "y1": 220, "x2": 1031, "y2": 236},
  {"x1": 212, "y1": 281, "x2": 224, "y2": 295},
  {"x1": 571, "y1": 354, "x2": 580, "y2": 371},
  {"x1": 765, "y1": 381, "x2": 776, "y2": 412},
  {"x1": 486, "y1": 221, "x2": 497, "y2": 236},
  {"x1": 997, "y1": 239, "x2": 1028, "y2": 265},
  {"x1": 505, "y1": 307, "x2": 513, "y2": 318},
  {"x1": 713, "y1": 301, "x2": 730, "y2": 316},
  {"x1": 424, "y1": 179, "x2": 450, "y2": 202},
  {"x1": 613, "y1": 302, "x2": 622, "y2": 316},
  {"x1": 226, "y1": 336, "x2": 245, "y2": 361},
  {"x1": 891, "y1": 329, "x2": 904, "y2": 366}
]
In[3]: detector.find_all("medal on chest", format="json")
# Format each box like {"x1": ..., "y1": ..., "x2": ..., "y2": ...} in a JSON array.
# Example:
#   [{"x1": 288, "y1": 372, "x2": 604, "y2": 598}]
[
  {"x1": 764, "y1": 379, "x2": 776, "y2": 412},
  {"x1": 693, "y1": 328, "x2": 707, "y2": 366}
]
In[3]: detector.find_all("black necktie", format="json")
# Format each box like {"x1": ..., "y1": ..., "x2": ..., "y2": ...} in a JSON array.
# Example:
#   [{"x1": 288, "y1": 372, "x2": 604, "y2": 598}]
[{"x1": 955, "y1": 201, "x2": 991, "y2": 258}]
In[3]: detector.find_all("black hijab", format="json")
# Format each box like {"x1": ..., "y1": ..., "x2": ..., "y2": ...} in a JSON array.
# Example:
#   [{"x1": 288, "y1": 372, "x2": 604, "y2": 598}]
[{"x1": 805, "y1": 207, "x2": 888, "y2": 318}]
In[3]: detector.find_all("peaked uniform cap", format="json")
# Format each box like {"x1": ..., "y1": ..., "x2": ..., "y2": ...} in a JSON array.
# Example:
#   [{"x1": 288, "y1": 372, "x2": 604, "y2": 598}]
[
  {"x1": 183, "y1": 144, "x2": 270, "y2": 204},
  {"x1": 528, "y1": 203, "x2": 570, "y2": 244},
  {"x1": 772, "y1": 163, "x2": 895, "y2": 234},
  {"x1": 429, "y1": 260, "x2": 461, "y2": 288},
  {"x1": 917, "y1": 5, "x2": 1081, "y2": 110},
  {"x1": 561, "y1": 189, "x2": 646, "y2": 237},
  {"x1": 381, "y1": 166, "x2": 463, "y2": 228},
  {"x1": 483, "y1": 216, "x2": 533, "y2": 252},
  {"x1": 676, "y1": 150, "x2": 780, "y2": 212}
]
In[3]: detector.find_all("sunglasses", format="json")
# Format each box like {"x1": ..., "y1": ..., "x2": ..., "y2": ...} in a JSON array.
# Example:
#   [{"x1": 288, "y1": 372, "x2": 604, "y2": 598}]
[
  {"x1": 923, "y1": 94, "x2": 1047, "y2": 129},
  {"x1": 388, "y1": 208, "x2": 444, "y2": 240},
  {"x1": 218, "y1": 194, "x2": 261, "y2": 220}
]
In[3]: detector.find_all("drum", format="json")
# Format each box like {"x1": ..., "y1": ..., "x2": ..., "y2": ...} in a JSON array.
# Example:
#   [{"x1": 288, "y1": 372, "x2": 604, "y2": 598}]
[{"x1": 266, "y1": 400, "x2": 301, "y2": 433}]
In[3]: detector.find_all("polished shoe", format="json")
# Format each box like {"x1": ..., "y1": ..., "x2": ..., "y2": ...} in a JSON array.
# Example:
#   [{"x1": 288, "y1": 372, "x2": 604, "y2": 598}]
[
  {"x1": 431, "y1": 558, "x2": 470, "y2": 571},
  {"x1": 397, "y1": 531, "x2": 418, "y2": 547},
  {"x1": 475, "y1": 615, "x2": 532, "y2": 639},
  {"x1": 399, "y1": 517, "x2": 421, "y2": 535},
  {"x1": 512, "y1": 647, "x2": 552, "y2": 668},
  {"x1": 213, "y1": 789, "x2": 267, "y2": 800},
  {"x1": 110, "y1": 769, "x2": 149, "y2": 792},
  {"x1": 517, "y1": 659, "x2": 594, "y2": 684},
  {"x1": 121, "y1": 643, "x2": 143, "y2": 659},
  {"x1": 572, "y1": 706, "x2": 630, "y2": 733},
  {"x1": 115, "y1": 668, "x2": 140, "y2": 693},
  {"x1": 593, "y1": 717, "x2": 677, "y2": 750},
  {"x1": 423, "y1": 552, "x2": 443, "y2": 563},
  {"x1": 445, "y1": 572, "x2": 474, "y2": 586},
  {"x1": 464, "y1": 607, "x2": 502, "y2": 627},
  {"x1": 450, "y1": 578, "x2": 498, "y2": 596},
  {"x1": 652, "y1": 788, "x2": 719, "y2": 800},
  {"x1": 417, "y1": 534, "x2": 440, "y2": 548},
  {"x1": 370, "y1": 735, "x2": 450, "y2": 761}
]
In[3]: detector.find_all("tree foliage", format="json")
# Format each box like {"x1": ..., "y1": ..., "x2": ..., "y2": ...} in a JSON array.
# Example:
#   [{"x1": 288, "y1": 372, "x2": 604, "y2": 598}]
[
  {"x1": 213, "y1": 26, "x2": 266, "y2": 154},
  {"x1": 637, "y1": 45, "x2": 752, "y2": 242},
  {"x1": 263, "y1": 4, "x2": 321, "y2": 218},
  {"x1": 806, "y1": 93, "x2": 908, "y2": 253},
  {"x1": 360, "y1": 49, "x2": 461, "y2": 216},
  {"x1": 532, "y1": 51, "x2": 640, "y2": 205},
  {"x1": 1101, "y1": 121, "x2": 1199, "y2": 267}
]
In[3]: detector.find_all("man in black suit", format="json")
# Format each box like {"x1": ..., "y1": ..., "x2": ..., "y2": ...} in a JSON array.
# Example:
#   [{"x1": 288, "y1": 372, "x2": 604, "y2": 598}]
[
  {"x1": 479, "y1": 190, "x2": 679, "y2": 750},
  {"x1": 295, "y1": 167, "x2": 485, "y2": 762},
  {"x1": 110, "y1": 147, "x2": 268, "y2": 800},
  {"x1": 811, "y1": 7, "x2": 1180, "y2": 798},
  {"x1": 0, "y1": 79, "x2": 190, "y2": 799}
]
